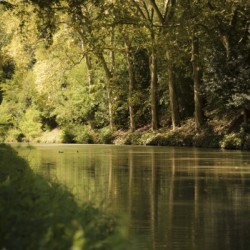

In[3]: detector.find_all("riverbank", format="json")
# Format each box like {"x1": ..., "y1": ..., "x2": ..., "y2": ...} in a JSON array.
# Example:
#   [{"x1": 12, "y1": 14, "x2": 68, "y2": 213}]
[
  {"x1": 0, "y1": 144, "x2": 129, "y2": 250},
  {"x1": 37, "y1": 118, "x2": 250, "y2": 150},
  {"x1": 1, "y1": 118, "x2": 250, "y2": 150},
  {"x1": 113, "y1": 119, "x2": 250, "y2": 150}
]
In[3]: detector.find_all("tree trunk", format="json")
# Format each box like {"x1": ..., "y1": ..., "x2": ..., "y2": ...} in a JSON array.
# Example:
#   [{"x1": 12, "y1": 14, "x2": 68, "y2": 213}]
[
  {"x1": 85, "y1": 54, "x2": 94, "y2": 93},
  {"x1": 222, "y1": 35, "x2": 231, "y2": 60},
  {"x1": 126, "y1": 47, "x2": 136, "y2": 132},
  {"x1": 98, "y1": 52, "x2": 114, "y2": 130},
  {"x1": 150, "y1": 48, "x2": 159, "y2": 130},
  {"x1": 166, "y1": 51, "x2": 180, "y2": 130},
  {"x1": 243, "y1": 109, "x2": 250, "y2": 123},
  {"x1": 191, "y1": 35, "x2": 205, "y2": 130}
]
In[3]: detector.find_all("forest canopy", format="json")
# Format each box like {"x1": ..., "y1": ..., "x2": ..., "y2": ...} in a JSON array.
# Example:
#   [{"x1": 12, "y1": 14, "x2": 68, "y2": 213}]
[{"x1": 0, "y1": 0, "x2": 249, "y2": 145}]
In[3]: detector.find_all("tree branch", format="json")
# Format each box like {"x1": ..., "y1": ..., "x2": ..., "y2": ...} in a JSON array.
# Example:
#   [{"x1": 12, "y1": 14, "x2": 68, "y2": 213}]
[
  {"x1": 131, "y1": 0, "x2": 147, "y2": 21},
  {"x1": 148, "y1": 0, "x2": 164, "y2": 24}
]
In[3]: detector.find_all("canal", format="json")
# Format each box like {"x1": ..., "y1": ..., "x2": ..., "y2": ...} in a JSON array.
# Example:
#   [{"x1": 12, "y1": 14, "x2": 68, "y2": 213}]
[{"x1": 11, "y1": 144, "x2": 250, "y2": 250}]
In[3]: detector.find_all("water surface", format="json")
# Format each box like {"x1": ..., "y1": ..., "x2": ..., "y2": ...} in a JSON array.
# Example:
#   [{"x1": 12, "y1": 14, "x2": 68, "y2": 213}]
[{"x1": 11, "y1": 144, "x2": 250, "y2": 250}]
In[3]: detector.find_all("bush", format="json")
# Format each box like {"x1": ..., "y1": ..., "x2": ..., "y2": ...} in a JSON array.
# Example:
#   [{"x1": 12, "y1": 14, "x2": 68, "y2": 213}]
[
  {"x1": 243, "y1": 134, "x2": 250, "y2": 150},
  {"x1": 220, "y1": 133, "x2": 243, "y2": 149},
  {"x1": 145, "y1": 132, "x2": 193, "y2": 147},
  {"x1": 62, "y1": 125, "x2": 96, "y2": 144},
  {"x1": 145, "y1": 134, "x2": 167, "y2": 146},
  {"x1": 74, "y1": 126, "x2": 95, "y2": 144},
  {"x1": 123, "y1": 132, "x2": 142, "y2": 145},
  {"x1": 61, "y1": 126, "x2": 76, "y2": 143},
  {"x1": 5, "y1": 128, "x2": 24, "y2": 142},
  {"x1": 19, "y1": 108, "x2": 43, "y2": 141},
  {"x1": 99, "y1": 127, "x2": 114, "y2": 144},
  {"x1": 193, "y1": 133, "x2": 223, "y2": 148}
]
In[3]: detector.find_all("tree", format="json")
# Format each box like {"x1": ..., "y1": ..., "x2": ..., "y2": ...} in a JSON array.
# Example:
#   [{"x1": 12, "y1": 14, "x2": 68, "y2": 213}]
[
  {"x1": 150, "y1": 0, "x2": 181, "y2": 130},
  {"x1": 129, "y1": 0, "x2": 160, "y2": 130},
  {"x1": 191, "y1": 34, "x2": 205, "y2": 129},
  {"x1": 114, "y1": 0, "x2": 152, "y2": 130},
  {"x1": 184, "y1": 1, "x2": 207, "y2": 129},
  {"x1": 0, "y1": 0, "x2": 249, "y2": 142},
  {"x1": 131, "y1": 0, "x2": 181, "y2": 130},
  {"x1": 203, "y1": 0, "x2": 250, "y2": 121}
]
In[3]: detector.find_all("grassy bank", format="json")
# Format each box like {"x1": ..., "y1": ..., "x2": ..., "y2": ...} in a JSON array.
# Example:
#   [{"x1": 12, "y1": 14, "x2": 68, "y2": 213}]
[{"x1": 0, "y1": 144, "x2": 129, "y2": 250}]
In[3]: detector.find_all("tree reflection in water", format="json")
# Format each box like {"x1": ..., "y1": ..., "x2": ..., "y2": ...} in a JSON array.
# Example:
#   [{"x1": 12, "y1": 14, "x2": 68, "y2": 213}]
[{"x1": 12, "y1": 144, "x2": 250, "y2": 250}]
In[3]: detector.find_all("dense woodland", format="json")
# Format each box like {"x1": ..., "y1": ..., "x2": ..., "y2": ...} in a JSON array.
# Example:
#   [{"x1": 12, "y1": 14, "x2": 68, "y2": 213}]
[{"x1": 0, "y1": 0, "x2": 249, "y2": 147}]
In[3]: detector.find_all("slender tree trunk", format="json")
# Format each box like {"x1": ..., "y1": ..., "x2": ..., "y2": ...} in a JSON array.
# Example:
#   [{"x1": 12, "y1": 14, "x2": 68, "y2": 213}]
[
  {"x1": 107, "y1": 83, "x2": 114, "y2": 130},
  {"x1": 98, "y1": 52, "x2": 114, "y2": 130},
  {"x1": 126, "y1": 47, "x2": 136, "y2": 132},
  {"x1": 222, "y1": 35, "x2": 231, "y2": 60},
  {"x1": 191, "y1": 35, "x2": 205, "y2": 130},
  {"x1": 109, "y1": 28, "x2": 115, "y2": 130},
  {"x1": 150, "y1": 48, "x2": 159, "y2": 130},
  {"x1": 110, "y1": 27, "x2": 115, "y2": 72},
  {"x1": 166, "y1": 51, "x2": 180, "y2": 130},
  {"x1": 85, "y1": 54, "x2": 94, "y2": 93}
]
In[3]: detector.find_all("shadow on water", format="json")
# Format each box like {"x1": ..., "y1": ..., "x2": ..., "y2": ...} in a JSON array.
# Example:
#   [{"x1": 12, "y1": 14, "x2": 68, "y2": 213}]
[{"x1": 0, "y1": 144, "x2": 130, "y2": 250}]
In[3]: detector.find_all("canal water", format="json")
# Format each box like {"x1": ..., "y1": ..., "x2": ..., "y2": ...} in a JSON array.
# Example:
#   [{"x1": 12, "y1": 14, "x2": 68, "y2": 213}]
[{"x1": 11, "y1": 144, "x2": 250, "y2": 250}]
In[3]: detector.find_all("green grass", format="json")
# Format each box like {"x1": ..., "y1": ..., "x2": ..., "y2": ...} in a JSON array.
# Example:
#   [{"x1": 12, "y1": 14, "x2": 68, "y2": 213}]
[{"x1": 0, "y1": 144, "x2": 130, "y2": 250}]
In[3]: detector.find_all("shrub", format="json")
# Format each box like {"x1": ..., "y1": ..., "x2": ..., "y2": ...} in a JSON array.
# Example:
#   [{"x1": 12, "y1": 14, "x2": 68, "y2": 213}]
[
  {"x1": 243, "y1": 134, "x2": 250, "y2": 150},
  {"x1": 123, "y1": 132, "x2": 142, "y2": 145},
  {"x1": 61, "y1": 126, "x2": 76, "y2": 143},
  {"x1": 193, "y1": 133, "x2": 223, "y2": 148},
  {"x1": 220, "y1": 133, "x2": 243, "y2": 149},
  {"x1": 19, "y1": 108, "x2": 43, "y2": 141},
  {"x1": 145, "y1": 134, "x2": 167, "y2": 146},
  {"x1": 62, "y1": 125, "x2": 101, "y2": 144},
  {"x1": 99, "y1": 127, "x2": 114, "y2": 144},
  {"x1": 145, "y1": 132, "x2": 193, "y2": 147},
  {"x1": 74, "y1": 126, "x2": 95, "y2": 144},
  {"x1": 5, "y1": 128, "x2": 24, "y2": 142}
]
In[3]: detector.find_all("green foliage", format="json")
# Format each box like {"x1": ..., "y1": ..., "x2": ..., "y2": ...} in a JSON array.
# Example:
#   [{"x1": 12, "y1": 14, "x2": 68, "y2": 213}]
[
  {"x1": 145, "y1": 131, "x2": 194, "y2": 147},
  {"x1": 0, "y1": 70, "x2": 43, "y2": 141},
  {"x1": 0, "y1": 0, "x2": 249, "y2": 149},
  {"x1": 204, "y1": 50, "x2": 250, "y2": 115},
  {"x1": 123, "y1": 132, "x2": 142, "y2": 145},
  {"x1": 193, "y1": 133, "x2": 223, "y2": 148},
  {"x1": 203, "y1": 1, "x2": 250, "y2": 116},
  {"x1": 0, "y1": 144, "x2": 130, "y2": 250},
  {"x1": 220, "y1": 133, "x2": 243, "y2": 150},
  {"x1": 74, "y1": 126, "x2": 95, "y2": 144},
  {"x1": 243, "y1": 135, "x2": 250, "y2": 150},
  {"x1": 19, "y1": 108, "x2": 42, "y2": 141},
  {"x1": 61, "y1": 126, "x2": 76, "y2": 143},
  {"x1": 62, "y1": 124, "x2": 98, "y2": 144},
  {"x1": 0, "y1": 59, "x2": 15, "y2": 80},
  {"x1": 4, "y1": 128, "x2": 24, "y2": 142},
  {"x1": 99, "y1": 127, "x2": 114, "y2": 144}
]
